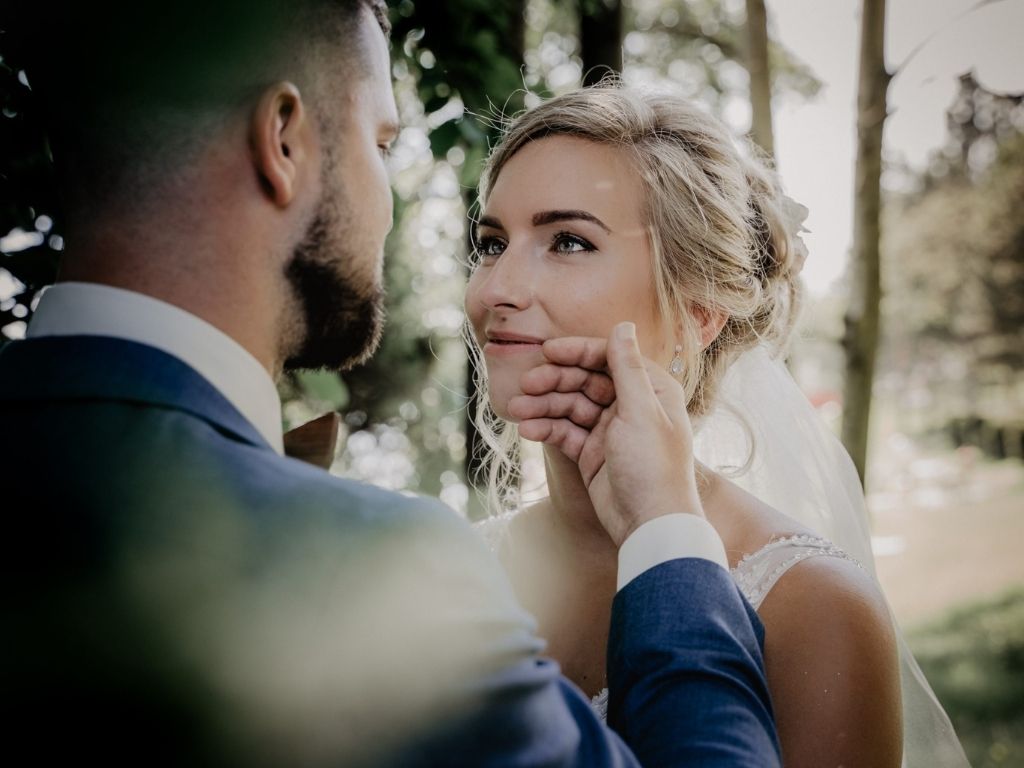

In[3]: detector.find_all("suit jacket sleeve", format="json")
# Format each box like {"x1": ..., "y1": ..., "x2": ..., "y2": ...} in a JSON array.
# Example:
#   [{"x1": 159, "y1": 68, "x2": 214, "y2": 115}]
[
  {"x1": 400, "y1": 507, "x2": 780, "y2": 768},
  {"x1": 607, "y1": 560, "x2": 782, "y2": 767}
]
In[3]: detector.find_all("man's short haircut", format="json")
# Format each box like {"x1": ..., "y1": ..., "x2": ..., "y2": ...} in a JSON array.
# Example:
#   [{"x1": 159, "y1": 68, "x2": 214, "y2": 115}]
[{"x1": 12, "y1": 0, "x2": 390, "y2": 212}]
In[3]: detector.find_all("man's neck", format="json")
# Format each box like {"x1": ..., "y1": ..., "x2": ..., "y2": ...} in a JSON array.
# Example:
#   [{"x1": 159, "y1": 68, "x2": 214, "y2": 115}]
[
  {"x1": 26, "y1": 280, "x2": 287, "y2": 453},
  {"x1": 58, "y1": 244, "x2": 283, "y2": 380}
]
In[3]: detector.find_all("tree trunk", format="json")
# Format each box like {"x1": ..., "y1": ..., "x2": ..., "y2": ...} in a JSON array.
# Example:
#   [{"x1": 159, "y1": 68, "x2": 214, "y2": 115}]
[
  {"x1": 841, "y1": 0, "x2": 890, "y2": 487},
  {"x1": 580, "y1": 0, "x2": 624, "y2": 84},
  {"x1": 745, "y1": 0, "x2": 775, "y2": 159}
]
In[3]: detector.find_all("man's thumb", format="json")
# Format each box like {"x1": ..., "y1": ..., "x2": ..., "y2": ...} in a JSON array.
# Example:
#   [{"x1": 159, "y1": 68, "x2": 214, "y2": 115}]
[{"x1": 607, "y1": 322, "x2": 655, "y2": 417}]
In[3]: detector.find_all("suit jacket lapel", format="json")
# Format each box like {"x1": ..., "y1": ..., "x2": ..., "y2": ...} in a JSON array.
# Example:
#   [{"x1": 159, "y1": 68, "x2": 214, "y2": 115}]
[{"x1": 0, "y1": 335, "x2": 272, "y2": 451}]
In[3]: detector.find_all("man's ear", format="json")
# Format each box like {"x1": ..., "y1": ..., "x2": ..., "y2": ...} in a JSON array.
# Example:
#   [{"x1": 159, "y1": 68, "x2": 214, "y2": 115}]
[
  {"x1": 687, "y1": 305, "x2": 729, "y2": 349},
  {"x1": 251, "y1": 82, "x2": 315, "y2": 207}
]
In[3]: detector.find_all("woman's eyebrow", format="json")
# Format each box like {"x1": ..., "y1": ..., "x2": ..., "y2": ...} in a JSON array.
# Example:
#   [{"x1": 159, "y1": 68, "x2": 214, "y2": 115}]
[
  {"x1": 477, "y1": 215, "x2": 503, "y2": 231},
  {"x1": 476, "y1": 210, "x2": 613, "y2": 234},
  {"x1": 531, "y1": 209, "x2": 612, "y2": 234}
]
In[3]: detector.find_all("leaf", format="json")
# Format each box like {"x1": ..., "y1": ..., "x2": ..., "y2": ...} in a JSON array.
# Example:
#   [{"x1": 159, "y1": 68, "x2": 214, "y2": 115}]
[
  {"x1": 295, "y1": 370, "x2": 350, "y2": 410},
  {"x1": 428, "y1": 119, "x2": 462, "y2": 158}
]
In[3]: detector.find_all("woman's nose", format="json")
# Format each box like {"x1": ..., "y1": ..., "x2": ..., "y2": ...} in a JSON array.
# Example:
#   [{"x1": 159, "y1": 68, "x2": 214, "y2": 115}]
[{"x1": 474, "y1": 248, "x2": 534, "y2": 312}]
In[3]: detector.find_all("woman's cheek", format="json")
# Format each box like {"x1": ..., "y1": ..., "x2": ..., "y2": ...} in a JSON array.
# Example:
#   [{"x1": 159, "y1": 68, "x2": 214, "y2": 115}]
[{"x1": 484, "y1": 367, "x2": 517, "y2": 421}]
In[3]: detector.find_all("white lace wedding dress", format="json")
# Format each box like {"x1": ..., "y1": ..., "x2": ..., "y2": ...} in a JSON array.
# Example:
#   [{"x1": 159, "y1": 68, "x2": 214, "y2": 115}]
[
  {"x1": 474, "y1": 345, "x2": 971, "y2": 767},
  {"x1": 477, "y1": 520, "x2": 856, "y2": 722}
]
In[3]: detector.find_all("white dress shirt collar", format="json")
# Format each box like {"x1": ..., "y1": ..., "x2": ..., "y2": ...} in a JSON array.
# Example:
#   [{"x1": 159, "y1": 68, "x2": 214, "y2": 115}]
[{"x1": 26, "y1": 282, "x2": 284, "y2": 454}]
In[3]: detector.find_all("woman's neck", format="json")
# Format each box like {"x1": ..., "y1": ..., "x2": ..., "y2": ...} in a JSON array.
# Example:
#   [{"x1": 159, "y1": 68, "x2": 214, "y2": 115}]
[
  {"x1": 540, "y1": 445, "x2": 618, "y2": 561},
  {"x1": 534, "y1": 444, "x2": 766, "y2": 586}
]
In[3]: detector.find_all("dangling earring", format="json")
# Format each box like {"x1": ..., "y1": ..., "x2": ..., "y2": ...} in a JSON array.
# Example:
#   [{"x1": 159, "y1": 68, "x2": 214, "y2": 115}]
[{"x1": 669, "y1": 344, "x2": 683, "y2": 376}]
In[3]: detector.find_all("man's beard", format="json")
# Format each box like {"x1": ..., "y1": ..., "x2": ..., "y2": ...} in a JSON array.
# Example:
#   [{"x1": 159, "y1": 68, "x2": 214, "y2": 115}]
[{"x1": 282, "y1": 192, "x2": 385, "y2": 373}]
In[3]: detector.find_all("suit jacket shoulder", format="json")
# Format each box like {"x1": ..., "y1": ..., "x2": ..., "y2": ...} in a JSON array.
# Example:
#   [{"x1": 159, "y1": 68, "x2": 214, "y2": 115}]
[
  {"x1": 1, "y1": 335, "x2": 540, "y2": 763},
  {"x1": 1, "y1": 335, "x2": 781, "y2": 767}
]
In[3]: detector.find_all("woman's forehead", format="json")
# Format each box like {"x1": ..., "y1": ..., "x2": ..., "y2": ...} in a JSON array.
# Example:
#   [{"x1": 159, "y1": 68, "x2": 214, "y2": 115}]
[{"x1": 484, "y1": 135, "x2": 645, "y2": 227}]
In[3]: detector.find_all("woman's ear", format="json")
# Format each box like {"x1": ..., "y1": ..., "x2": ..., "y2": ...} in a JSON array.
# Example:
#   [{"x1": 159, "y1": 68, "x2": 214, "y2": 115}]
[
  {"x1": 687, "y1": 305, "x2": 729, "y2": 349},
  {"x1": 250, "y1": 82, "x2": 314, "y2": 207}
]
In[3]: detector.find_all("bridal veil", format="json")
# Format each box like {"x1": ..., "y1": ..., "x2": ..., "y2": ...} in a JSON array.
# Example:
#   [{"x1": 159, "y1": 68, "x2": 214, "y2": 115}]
[{"x1": 694, "y1": 345, "x2": 971, "y2": 767}]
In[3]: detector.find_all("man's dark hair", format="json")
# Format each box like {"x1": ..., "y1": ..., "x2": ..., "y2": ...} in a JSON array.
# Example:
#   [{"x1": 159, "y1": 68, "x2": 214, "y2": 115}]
[{"x1": 11, "y1": 0, "x2": 390, "y2": 214}]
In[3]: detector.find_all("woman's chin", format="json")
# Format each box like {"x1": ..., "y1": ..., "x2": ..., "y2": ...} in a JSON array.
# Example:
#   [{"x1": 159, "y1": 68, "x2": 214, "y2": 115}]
[{"x1": 486, "y1": 390, "x2": 520, "y2": 424}]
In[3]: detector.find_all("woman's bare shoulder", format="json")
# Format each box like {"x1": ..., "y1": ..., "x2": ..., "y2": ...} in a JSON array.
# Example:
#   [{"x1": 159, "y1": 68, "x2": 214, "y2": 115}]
[
  {"x1": 759, "y1": 553, "x2": 894, "y2": 648},
  {"x1": 759, "y1": 555, "x2": 903, "y2": 767},
  {"x1": 704, "y1": 470, "x2": 902, "y2": 765}
]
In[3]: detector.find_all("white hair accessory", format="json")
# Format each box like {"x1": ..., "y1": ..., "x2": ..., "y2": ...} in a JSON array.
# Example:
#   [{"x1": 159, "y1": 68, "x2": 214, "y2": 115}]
[{"x1": 780, "y1": 195, "x2": 810, "y2": 275}]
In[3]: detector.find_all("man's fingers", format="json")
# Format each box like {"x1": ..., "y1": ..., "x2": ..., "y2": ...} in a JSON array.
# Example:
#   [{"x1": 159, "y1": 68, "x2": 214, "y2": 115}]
[
  {"x1": 578, "y1": 405, "x2": 614, "y2": 486},
  {"x1": 519, "y1": 364, "x2": 615, "y2": 405},
  {"x1": 606, "y1": 322, "x2": 657, "y2": 421},
  {"x1": 507, "y1": 392, "x2": 604, "y2": 429},
  {"x1": 541, "y1": 337, "x2": 609, "y2": 371},
  {"x1": 517, "y1": 418, "x2": 590, "y2": 462},
  {"x1": 645, "y1": 360, "x2": 689, "y2": 417}
]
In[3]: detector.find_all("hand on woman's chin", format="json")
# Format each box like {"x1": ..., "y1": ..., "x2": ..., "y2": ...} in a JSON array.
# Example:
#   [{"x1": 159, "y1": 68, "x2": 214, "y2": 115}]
[{"x1": 489, "y1": 393, "x2": 520, "y2": 424}]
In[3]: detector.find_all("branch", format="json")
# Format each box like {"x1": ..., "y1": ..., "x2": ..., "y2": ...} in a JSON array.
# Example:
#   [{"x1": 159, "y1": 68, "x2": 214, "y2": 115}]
[{"x1": 892, "y1": 0, "x2": 1015, "y2": 83}]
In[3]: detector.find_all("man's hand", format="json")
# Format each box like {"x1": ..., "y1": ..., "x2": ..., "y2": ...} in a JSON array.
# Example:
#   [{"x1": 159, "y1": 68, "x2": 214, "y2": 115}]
[{"x1": 509, "y1": 322, "x2": 704, "y2": 547}]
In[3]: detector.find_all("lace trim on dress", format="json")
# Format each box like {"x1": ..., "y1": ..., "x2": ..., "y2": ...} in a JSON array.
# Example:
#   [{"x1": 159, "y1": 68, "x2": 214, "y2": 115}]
[
  {"x1": 590, "y1": 687, "x2": 610, "y2": 722},
  {"x1": 589, "y1": 533, "x2": 863, "y2": 722},
  {"x1": 474, "y1": 511, "x2": 517, "y2": 556},
  {"x1": 731, "y1": 533, "x2": 862, "y2": 610}
]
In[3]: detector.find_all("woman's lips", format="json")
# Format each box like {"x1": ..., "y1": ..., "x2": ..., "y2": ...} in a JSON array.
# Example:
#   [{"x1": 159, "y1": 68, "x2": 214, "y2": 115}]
[{"x1": 483, "y1": 335, "x2": 545, "y2": 355}]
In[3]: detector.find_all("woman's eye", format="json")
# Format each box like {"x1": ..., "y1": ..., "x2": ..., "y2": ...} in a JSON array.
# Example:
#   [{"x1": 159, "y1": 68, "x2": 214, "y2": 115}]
[
  {"x1": 473, "y1": 236, "x2": 507, "y2": 262},
  {"x1": 552, "y1": 232, "x2": 596, "y2": 254}
]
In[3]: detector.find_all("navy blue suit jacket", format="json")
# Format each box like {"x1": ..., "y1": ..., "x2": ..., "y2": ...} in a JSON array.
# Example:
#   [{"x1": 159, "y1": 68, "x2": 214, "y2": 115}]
[{"x1": 0, "y1": 335, "x2": 779, "y2": 766}]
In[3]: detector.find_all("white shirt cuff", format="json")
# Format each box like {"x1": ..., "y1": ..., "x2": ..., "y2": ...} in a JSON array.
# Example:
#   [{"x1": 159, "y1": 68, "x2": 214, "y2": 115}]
[{"x1": 617, "y1": 514, "x2": 728, "y2": 591}]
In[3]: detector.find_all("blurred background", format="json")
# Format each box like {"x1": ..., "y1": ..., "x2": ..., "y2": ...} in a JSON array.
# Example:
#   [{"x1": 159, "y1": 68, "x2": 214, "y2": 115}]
[{"x1": 2, "y1": 1, "x2": 1021, "y2": 764}]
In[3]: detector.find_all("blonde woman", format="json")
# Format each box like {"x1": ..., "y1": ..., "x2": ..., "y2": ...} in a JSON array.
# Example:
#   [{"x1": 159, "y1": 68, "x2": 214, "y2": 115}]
[{"x1": 466, "y1": 84, "x2": 969, "y2": 768}]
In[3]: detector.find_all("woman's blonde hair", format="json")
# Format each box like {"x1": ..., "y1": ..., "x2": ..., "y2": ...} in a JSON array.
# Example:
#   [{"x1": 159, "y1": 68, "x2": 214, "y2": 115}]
[{"x1": 468, "y1": 81, "x2": 804, "y2": 514}]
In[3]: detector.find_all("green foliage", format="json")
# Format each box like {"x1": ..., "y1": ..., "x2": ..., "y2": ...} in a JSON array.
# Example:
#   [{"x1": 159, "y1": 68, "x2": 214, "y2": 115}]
[
  {"x1": 293, "y1": 370, "x2": 350, "y2": 411},
  {"x1": 909, "y1": 589, "x2": 1024, "y2": 767},
  {"x1": 877, "y1": 73, "x2": 1024, "y2": 457},
  {"x1": 0, "y1": 22, "x2": 64, "y2": 344},
  {"x1": 520, "y1": 1, "x2": 820, "y2": 119},
  {"x1": 881, "y1": 125, "x2": 1024, "y2": 431},
  {"x1": 619, "y1": 0, "x2": 821, "y2": 113},
  {"x1": 392, "y1": 0, "x2": 530, "y2": 163}
]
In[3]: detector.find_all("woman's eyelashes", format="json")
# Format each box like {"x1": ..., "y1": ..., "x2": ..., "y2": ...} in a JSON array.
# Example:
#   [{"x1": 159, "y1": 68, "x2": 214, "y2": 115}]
[
  {"x1": 474, "y1": 234, "x2": 507, "y2": 261},
  {"x1": 473, "y1": 231, "x2": 597, "y2": 262},
  {"x1": 551, "y1": 231, "x2": 596, "y2": 254}
]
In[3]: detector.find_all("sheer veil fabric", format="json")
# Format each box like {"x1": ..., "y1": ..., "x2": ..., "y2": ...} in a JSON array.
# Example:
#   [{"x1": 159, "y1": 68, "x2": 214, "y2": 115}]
[{"x1": 694, "y1": 345, "x2": 970, "y2": 767}]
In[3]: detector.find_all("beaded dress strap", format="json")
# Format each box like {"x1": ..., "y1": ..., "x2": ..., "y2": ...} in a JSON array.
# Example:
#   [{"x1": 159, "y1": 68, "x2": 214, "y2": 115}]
[{"x1": 731, "y1": 533, "x2": 863, "y2": 611}]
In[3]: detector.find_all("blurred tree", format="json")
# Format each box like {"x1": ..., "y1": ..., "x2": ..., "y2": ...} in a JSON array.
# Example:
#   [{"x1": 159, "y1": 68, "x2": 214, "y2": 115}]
[
  {"x1": 579, "y1": 0, "x2": 624, "y2": 84},
  {"x1": 744, "y1": 0, "x2": 773, "y2": 158},
  {"x1": 519, "y1": 1, "x2": 819, "y2": 120},
  {"x1": 841, "y1": 0, "x2": 890, "y2": 486},
  {"x1": 881, "y1": 76, "x2": 1024, "y2": 446},
  {"x1": 390, "y1": 0, "x2": 528, "y2": 160},
  {"x1": 945, "y1": 70, "x2": 1024, "y2": 179},
  {"x1": 618, "y1": 0, "x2": 820, "y2": 118}
]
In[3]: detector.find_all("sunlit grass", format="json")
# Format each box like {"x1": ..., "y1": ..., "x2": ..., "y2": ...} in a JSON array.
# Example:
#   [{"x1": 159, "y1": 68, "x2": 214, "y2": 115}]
[{"x1": 909, "y1": 588, "x2": 1024, "y2": 767}]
